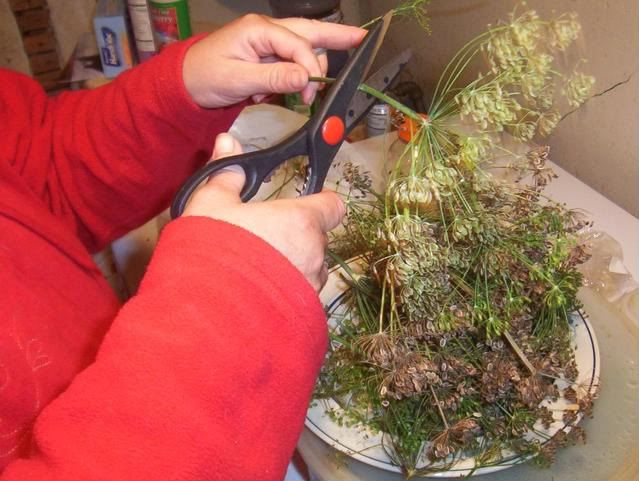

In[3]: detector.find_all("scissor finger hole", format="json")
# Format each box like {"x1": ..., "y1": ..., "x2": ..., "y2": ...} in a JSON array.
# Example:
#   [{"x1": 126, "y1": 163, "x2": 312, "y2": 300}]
[{"x1": 253, "y1": 155, "x2": 311, "y2": 200}]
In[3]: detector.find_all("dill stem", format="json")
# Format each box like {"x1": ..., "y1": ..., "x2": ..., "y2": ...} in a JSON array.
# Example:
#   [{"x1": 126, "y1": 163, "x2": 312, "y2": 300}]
[
  {"x1": 379, "y1": 269, "x2": 388, "y2": 334},
  {"x1": 358, "y1": 83, "x2": 425, "y2": 123},
  {"x1": 308, "y1": 77, "x2": 426, "y2": 124},
  {"x1": 503, "y1": 331, "x2": 537, "y2": 375},
  {"x1": 429, "y1": 385, "x2": 449, "y2": 430},
  {"x1": 308, "y1": 76, "x2": 334, "y2": 84}
]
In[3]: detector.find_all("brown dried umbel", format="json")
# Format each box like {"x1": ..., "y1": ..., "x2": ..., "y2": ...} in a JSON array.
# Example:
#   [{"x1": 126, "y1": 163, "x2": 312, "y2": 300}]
[
  {"x1": 428, "y1": 419, "x2": 482, "y2": 460},
  {"x1": 480, "y1": 353, "x2": 521, "y2": 403},
  {"x1": 516, "y1": 375, "x2": 554, "y2": 408},
  {"x1": 382, "y1": 351, "x2": 441, "y2": 400}
]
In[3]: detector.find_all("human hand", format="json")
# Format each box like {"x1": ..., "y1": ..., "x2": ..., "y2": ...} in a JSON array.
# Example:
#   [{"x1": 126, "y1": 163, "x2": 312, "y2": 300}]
[
  {"x1": 183, "y1": 14, "x2": 365, "y2": 108},
  {"x1": 183, "y1": 133, "x2": 345, "y2": 291}
]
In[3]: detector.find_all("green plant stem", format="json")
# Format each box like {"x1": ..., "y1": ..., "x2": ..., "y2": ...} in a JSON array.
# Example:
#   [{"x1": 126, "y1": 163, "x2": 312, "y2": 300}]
[
  {"x1": 308, "y1": 77, "x2": 426, "y2": 124},
  {"x1": 358, "y1": 83, "x2": 425, "y2": 122}
]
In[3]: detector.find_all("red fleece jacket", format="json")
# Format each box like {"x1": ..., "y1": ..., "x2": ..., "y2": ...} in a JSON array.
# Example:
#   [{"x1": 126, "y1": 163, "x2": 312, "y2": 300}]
[{"x1": 0, "y1": 38, "x2": 327, "y2": 480}]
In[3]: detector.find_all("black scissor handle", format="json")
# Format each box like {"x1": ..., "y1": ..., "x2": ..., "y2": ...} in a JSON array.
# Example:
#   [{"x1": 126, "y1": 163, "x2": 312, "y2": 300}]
[{"x1": 170, "y1": 128, "x2": 308, "y2": 218}]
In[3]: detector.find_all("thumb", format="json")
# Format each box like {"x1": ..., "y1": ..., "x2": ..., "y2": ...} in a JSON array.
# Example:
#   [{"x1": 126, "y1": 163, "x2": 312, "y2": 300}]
[
  {"x1": 297, "y1": 191, "x2": 346, "y2": 233},
  {"x1": 211, "y1": 132, "x2": 242, "y2": 161},
  {"x1": 258, "y1": 62, "x2": 309, "y2": 94},
  {"x1": 206, "y1": 133, "x2": 246, "y2": 197}
]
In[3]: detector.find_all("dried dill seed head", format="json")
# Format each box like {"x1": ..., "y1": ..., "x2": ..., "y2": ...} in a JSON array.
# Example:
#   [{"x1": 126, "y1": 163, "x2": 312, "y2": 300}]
[
  {"x1": 563, "y1": 409, "x2": 578, "y2": 425},
  {"x1": 354, "y1": 332, "x2": 394, "y2": 366},
  {"x1": 457, "y1": 84, "x2": 521, "y2": 130},
  {"x1": 341, "y1": 161, "x2": 372, "y2": 198},
  {"x1": 428, "y1": 419, "x2": 481, "y2": 460},
  {"x1": 516, "y1": 375, "x2": 552, "y2": 408},
  {"x1": 537, "y1": 406, "x2": 555, "y2": 429},
  {"x1": 383, "y1": 353, "x2": 441, "y2": 399}
]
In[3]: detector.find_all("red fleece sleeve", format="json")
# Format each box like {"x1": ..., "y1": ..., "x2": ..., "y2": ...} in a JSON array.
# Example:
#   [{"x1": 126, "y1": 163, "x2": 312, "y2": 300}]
[
  {"x1": 0, "y1": 37, "x2": 243, "y2": 252},
  {"x1": 1, "y1": 216, "x2": 328, "y2": 481}
]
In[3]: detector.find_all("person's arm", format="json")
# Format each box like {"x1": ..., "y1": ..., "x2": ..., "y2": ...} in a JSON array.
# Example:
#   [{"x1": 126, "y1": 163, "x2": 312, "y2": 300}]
[
  {"x1": 1, "y1": 38, "x2": 242, "y2": 253},
  {"x1": 0, "y1": 15, "x2": 364, "y2": 254},
  {"x1": 1, "y1": 216, "x2": 328, "y2": 480},
  {"x1": 1, "y1": 133, "x2": 344, "y2": 480}
]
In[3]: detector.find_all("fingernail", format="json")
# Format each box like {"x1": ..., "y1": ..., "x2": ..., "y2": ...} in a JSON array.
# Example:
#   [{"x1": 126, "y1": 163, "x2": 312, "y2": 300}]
[
  {"x1": 215, "y1": 134, "x2": 235, "y2": 155},
  {"x1": 338, "y1": 198, "x2": 346, "y2": 217},
  {"x1": 303, "y1": 87, "x2": 316, "y2": 105}
]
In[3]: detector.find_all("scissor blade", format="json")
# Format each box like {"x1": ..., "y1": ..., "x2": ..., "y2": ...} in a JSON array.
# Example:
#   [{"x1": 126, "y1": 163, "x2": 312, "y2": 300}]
[
  {"x1": 345, "y1": 48, "x2": 413, "y2": 134},
  {"x1": 362, "y1": 11, "x2": 393, "y2": 80}
]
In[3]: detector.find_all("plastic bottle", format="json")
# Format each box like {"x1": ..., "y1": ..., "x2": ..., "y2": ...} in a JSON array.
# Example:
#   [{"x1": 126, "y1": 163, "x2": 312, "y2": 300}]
[
  {"x1": 148, "y1": 0, "x2": 192, "y2": 48},
  {"x1": 366, "y1": 102, "x2": 391, "y2": 138},
  {"x1": 127, "y1": 0, "x2": 158, "y2": 62}
]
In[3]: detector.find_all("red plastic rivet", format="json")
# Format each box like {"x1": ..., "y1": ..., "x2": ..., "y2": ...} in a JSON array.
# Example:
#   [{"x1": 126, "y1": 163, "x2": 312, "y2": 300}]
[{"x1": 321, "y1": 115, "x2": 345, "y2": 146}]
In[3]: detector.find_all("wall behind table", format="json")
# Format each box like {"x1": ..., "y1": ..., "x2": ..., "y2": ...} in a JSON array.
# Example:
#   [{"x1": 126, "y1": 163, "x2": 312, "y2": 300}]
[
  {"x1": 364, "y1": 0, "x2": 639, "y2": 218},
  {"x1": 0, "y1": 0, "x2": 30, "y2": 73},
  {"x1": 189, "y1": 0, "x2": 364, "y2": 32},
  {"x1": 48, "y1": 0, "x2": 95, "y2": 66}
]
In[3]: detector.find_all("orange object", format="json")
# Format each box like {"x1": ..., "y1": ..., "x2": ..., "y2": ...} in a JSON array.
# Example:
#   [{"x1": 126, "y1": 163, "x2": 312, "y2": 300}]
[
  {"x1": 397, "y1": 113, "x2": 429, "y2": 143},
  {"x1": 321, "y1": 115, "x2": 345, "y2": 145}
]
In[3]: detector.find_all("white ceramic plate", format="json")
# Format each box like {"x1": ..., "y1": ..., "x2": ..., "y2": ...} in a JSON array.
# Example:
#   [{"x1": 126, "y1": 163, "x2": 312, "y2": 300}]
[{"x1": 306, "y1": 258, "x2": 601, "y2": 477}]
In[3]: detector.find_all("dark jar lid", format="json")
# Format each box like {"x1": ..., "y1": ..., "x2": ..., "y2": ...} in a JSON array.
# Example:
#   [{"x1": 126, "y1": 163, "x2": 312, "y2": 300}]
[{"x1": 268, "y1": 0, "x2": 340, "y2": 19}]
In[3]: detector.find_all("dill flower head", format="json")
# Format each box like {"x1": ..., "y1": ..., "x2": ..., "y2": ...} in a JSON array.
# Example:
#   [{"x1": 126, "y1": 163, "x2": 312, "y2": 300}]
[
  {"x1": 537, "y1": 110, "x2": 562, "y2": 137},
  {"x1": 388, "y1": 175, "x2": 435, "y2": 212},
  {"x1": 548, "y1": 12, "x2": 581, "y2": 51},
  {"x1": 485, "y1": 30, "x2": 524, "y2": 74},
  {"x1": 536, "y1": 85, "x2": 555, "y2": 110},
  {"x1": 512, "y1": 120, "x2": 536, "y2": 141},
  {"x1": 563, "y1": 70, "x2": 596, "y2": 107},
  {"x1": 457, "y1": 84, "x2": 522, "y2": 131},
  {"x1": 457, "y1": 135, "x2": 493, "y2": 169},
  {"x1": 527, "y1": 52, "x2": 553, "y2": 77},
  {"x1": 510, "y1": 10, "x2": 542, "y2": 53},
  {"x1": 520, "y1": 53, "x2": 553, "y2": 100}
]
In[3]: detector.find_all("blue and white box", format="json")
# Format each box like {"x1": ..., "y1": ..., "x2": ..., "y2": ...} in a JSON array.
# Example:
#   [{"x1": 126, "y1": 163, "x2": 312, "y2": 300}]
[{"x1": 94, "y1": 0, "x2": 134, "y2": 78}]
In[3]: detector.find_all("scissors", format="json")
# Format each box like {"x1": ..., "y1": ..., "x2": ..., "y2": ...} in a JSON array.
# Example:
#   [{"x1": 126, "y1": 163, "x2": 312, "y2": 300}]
[{"x1": 170, "y1": 15, "x2": 411, "y2": 218}]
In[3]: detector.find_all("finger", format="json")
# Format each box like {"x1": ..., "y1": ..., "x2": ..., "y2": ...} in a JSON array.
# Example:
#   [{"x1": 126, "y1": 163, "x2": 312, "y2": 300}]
[
  {"x1": 251, "y1": 93, "x2": 271, "y2": 103},
  {"x1": 212, "y1": 133, "x2": 242, "y2": 160},
  {"x1": 249, "y1": 21, "x2": 323, "y2": 103},
  {"x1": 237, "y1": 60, "x2": 309, "y2": 96},
  {"x1": 206, "y1": 165, "x2": 247, "y2": 198},
  {"x1": 206, "y1": 134, "x2": 246, "y2": 196},
  {"x1": 270, "y1": 18, "x2": 366, "y2": 50},
  {"x1": 297, "y1": 191, "x2": 346, "y2": 233},
  {"x1": 317, "y1": 52, "x2": 328, "y2": 90},
  {"x1": 252, "y1": 51, "x2": 326, "y2": 99},
  {"x1": 250, "y1": 21, "x2": 322, "y2": 80}
]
